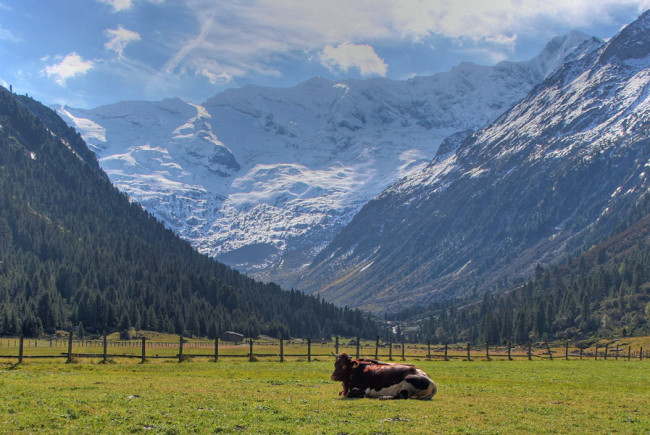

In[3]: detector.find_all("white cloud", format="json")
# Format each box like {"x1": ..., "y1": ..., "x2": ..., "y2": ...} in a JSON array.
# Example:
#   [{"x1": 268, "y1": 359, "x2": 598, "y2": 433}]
[
  {"x1": 105, "y1": 25, "x2": 141, "y2": 57},
  {"x1": 483, "y1": 33, "x2": 518, "y2": 50},
  {"x1": 391, "y1": 0, "x2": 650, "y2": 49},
  {"x1": 98, "y1": 0, "x2": 133, "y2": 12},
  {"x1": 319, "y1": 42, "x2": 387, "y2": 77},
  {"x1": 44, "y1": 53, "x2": 95, "y2": 86},
  {"x1": 199, "y1": 69, "x2": 234, "y2": 84},
  {"x1": 97, "y1": 0, "x2": 164, "y2": 13}
]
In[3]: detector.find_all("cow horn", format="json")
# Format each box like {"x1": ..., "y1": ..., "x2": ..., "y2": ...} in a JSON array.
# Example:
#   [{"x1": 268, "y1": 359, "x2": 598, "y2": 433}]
[{"x1": 352, "y1": 361, "x2": 359, "y2": 368}]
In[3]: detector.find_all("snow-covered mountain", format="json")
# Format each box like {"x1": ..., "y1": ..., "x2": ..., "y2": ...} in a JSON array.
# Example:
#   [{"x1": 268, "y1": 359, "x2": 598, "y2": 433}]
[
  {"x1": 56, "y1": 31, "x2": 599, "y2": 285},
  {"x1": 298, "y1": 11, "x2": 650, "y2": 312}
]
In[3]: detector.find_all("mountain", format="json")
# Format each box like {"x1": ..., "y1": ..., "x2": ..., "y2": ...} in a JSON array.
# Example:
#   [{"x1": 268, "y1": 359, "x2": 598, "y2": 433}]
[
  {"x1": 0, "y1": 86, "x2": 380, "y2": 339},
  {"x1": 56, "y1": 32, "x2": 600, "y2": 287},
  {"x1": 299, "y1": 10, "x2": 650, "y2": 313}
]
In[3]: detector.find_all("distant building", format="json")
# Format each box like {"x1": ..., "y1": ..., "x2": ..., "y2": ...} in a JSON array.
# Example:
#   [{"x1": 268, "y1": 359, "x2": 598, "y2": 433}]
[{"x1": 221, "y1": 331, "x2": 245, "y2": 343}]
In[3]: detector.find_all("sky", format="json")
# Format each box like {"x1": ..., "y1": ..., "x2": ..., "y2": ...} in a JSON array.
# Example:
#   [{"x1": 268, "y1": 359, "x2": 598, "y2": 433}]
[{"x1": 1, "y1": 0, "x2": 649, "y2": 109}]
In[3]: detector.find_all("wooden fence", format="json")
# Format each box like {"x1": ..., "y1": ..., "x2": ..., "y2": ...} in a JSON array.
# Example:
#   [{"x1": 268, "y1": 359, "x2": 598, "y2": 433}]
[{"x1": 0, "y1": 334, "x2": 647, "y2": 364}]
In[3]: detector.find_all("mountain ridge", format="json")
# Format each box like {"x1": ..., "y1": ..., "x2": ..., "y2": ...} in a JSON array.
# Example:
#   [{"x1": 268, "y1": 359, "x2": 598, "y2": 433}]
[
  {"x1": 56, "y1": 31, "x2": 600, "y2": 288},
  {"x1": 298, "y1": 10, "x2": 650, "y2": 312}
]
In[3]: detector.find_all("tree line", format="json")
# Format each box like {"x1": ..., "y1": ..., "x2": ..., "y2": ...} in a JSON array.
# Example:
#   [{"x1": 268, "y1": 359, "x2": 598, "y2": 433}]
[{"x1": 398, "y1": 243, "x2": 650, "y2": 345}]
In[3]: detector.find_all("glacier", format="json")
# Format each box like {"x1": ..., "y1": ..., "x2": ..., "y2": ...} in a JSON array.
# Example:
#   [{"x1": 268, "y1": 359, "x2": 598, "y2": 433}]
[{"x1": 56, "y1": 32, "x2": 600, "y2": 287}]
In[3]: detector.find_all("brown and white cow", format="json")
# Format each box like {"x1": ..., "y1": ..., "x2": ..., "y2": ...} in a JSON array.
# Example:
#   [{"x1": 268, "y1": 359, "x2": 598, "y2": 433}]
[{"x1": 331, "y1": 353, "x2": 437, "y2": 400}]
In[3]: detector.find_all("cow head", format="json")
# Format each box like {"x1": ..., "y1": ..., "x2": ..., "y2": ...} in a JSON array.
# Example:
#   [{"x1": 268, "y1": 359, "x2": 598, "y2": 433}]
[{"x1": 331, "y1": 353, "x2": 359, "y2": 381}]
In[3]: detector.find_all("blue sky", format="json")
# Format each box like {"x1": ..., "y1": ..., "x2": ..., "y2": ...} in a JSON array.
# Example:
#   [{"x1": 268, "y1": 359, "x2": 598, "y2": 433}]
[{"x1": 1, "y1": 0, "x2": 648, "y2": 108}]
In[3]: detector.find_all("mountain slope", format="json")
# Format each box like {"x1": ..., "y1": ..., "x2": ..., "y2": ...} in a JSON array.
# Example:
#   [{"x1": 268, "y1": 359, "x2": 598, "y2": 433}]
[
  {"x1": 299, "y1": 10, "x2": 650, "y2": 312},
  {"x1": 411, "y1": 205, "x2": 650, "y2": 344},
  {"x1": 0, "y1": 86, "x2": 379, "y2": 338},
  {"x1": 56, "y1": 32, "x2": 600, "y2": 287}
]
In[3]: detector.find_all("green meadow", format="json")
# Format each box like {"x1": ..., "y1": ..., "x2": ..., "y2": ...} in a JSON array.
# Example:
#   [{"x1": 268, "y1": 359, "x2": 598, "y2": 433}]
[{"x1": 1, "y1": 358, "x2": 648, "y2": 434}]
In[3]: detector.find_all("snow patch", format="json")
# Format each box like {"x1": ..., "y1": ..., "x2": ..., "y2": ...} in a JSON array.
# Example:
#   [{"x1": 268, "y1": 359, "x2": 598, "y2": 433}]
[
  {"x1": 56, "y1": 107, "x2": 106, "y2": 144},
  {"x1": 359, "y1": 260, "x2": 374, "y2": 273}
]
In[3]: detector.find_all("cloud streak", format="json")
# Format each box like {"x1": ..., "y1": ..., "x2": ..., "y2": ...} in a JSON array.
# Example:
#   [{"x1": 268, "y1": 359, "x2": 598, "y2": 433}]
[
  {"x1": 164, "y1": 16, "x2": 214, "y2": 74},
  {"x1": 105, "y1": 25, "x2": 141, "y2": 58},
  {"x1": 0, "y1": 25, "x2": 19, "y2": 42},
  {"x1": 166, "y1": 0, "x2": 649, "y2": 84}
]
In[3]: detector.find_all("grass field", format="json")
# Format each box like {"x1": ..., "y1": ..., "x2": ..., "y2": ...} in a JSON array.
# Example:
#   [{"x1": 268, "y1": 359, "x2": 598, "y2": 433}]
[{"x1": 1, "y1": 358, "x2": 648, "y2": 434}]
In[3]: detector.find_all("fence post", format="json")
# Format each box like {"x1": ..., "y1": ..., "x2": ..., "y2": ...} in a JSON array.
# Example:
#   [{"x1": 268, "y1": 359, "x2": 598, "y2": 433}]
[
  {"x1": 67, "y1": 330, "x2": 74, "y2": 363},
  {"x1": 427, "y1": 340, "x2": 431, "y2": 360},
  {"x1": 178, "y1": 335, "x2": 184, "y2": 362},
  {"x1": 604, "y1": 344, "x2": 609, "y2": 360},
  {"x1": 565, "y1": 342, "x2": 569, "y2": 360},
  {"x1": 280, "y1": 338, "x2": 284, "y2": 362},
  {"x1": 467, "y1": 343, "x2": 471, "y2": 361},
  {"x1": 214, "y1": 337, "x2": 219, "y2": 362},
  {"x1": 103, "y1": 332, "x2": 107, "y2": 362},
  {"x1": 356, "y1": 337, "x2": 360, "y2": 359},
  {"x1": 18, "y1": 334, "x2": 24, "y2": 364},
  {"x1": 641, "y1": 347, "x2": 643, "y2": 361},
  {"x1": 595, "y1": 344, "x2": 598, "y2": 360},
  {"x1": 141, "y1": 336, "x2": 146, "y2": 363},
  {"x1": 507, "y1": 342, "x2": 512, "y2": 361},
  {"x1": 527, "y1": 343, "x2": 532, "y2": 361},
  {"x1": 307, "y1": 338, "x2": 312, "y2": 362},
  {"x1": 249, "y1": 339, "x2": 254, "y2": 362},
  {"x1": 335, "y1": 336, "x2": 339, "y2": 355},
  {"x1": 615, "y1": 344, "x2": 619, "y2": 361},
  {"x1": 375, "y1": 336, "x2": 379, "y2": 359},
  {"x1": 579, "y1": 347, "x2": 583, "y2": 360},
  {"x1": 389, "y1": 338, "x2": 393, "y2": 361},
  {"x1": 628, "y1": 346, "x2": 631, "y2": 361},
  {"x1": 401, "y1": 339, "x2": 405, "y2": 361},
  {"x1": 546, "y1": 342, "x2": 553, "y2": 360},
  {"x1": 444, "y1": 343, "x2": 449, "y2": 361}
]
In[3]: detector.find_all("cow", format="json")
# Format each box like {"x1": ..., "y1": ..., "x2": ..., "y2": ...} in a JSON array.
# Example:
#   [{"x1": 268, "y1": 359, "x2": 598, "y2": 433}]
[{"x1": 331, "y1": 353, "x2": 437, "y2": 400}]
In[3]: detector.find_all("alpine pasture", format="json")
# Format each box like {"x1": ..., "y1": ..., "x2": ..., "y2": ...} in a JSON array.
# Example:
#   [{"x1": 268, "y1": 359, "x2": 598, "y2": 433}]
[{"x1": 1, "y1": 351, "x2": 648, "y2": 433}]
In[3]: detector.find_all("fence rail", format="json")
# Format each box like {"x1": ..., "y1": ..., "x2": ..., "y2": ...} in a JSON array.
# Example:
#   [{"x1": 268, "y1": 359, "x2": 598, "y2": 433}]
[{"x1": 0, "y1": 334, "x2": 647, "y2": 364}]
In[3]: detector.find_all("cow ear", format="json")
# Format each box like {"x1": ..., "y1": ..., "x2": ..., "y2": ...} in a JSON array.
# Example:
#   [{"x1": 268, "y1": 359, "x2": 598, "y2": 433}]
[{"x1": 352, "y1": 361, "x2": 359, "y2": 368}]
